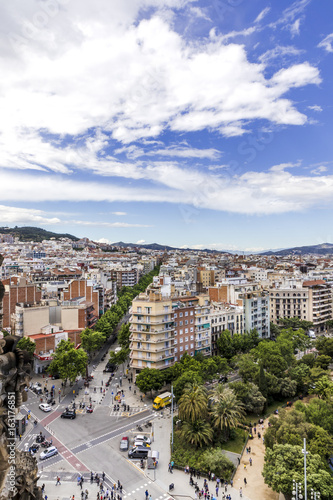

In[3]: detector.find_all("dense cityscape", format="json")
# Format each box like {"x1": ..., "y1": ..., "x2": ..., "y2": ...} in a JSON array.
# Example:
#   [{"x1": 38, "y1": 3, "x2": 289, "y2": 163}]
[
  {"x1": 0, "y1": 229, "x2": 333, "y2": 499},
  {"x1": 1, "y1": 0, "x2": 333, "y2": 499}
]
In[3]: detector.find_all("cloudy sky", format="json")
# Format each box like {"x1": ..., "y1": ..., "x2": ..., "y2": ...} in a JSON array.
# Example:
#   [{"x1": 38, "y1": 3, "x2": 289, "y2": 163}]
[{"x1": 0, "y1": 0, "x2": 332, "y2": 251}]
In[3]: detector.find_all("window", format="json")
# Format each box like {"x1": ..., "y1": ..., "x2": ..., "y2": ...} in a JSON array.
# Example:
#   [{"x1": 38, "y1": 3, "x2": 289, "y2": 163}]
[
  {"x1": 185, "y1": 328, "x2": 188, "y2": 334},
  {"x1": 180, "y1": 346, "x2": 183, "y2": 352},
  {"x1": 164, "y1": 306, "x2": 169, "y2": 312},
  {"x1": 190, "y1": 327, "x2": 194, "y2": 333},
  {"x1": 185, "y1": 336, "x2": 188, "y2": 342},
  {"x1": 179, "y1": 312, "x2": 183, "y2": 317},
  {"x1": 185, "y1": 320, "x2": 188, "y2": 325},
  {"x1": 174, "y1": 356, "x2": 178, "y2": 361},
  {"x1": 190, "y1": 319, "x2": 194, "y2": 324},
  {"x1": 180, "y1": 338, "x2": 183, "y2": 343},
  {"x1": 190, "y1": 311, "x2": 193, "y2": 315},
  {"x1": 174, "y1": 322, "x2": 177, "y2": 327},
  {"x1": 185, "y1": 311, "x2": 188, "y2": 316},
  {"x1": 174, "y1": 339, "x2": 178, "y2": 344},
  {"x1": 174, "y1": 347, "x2": 178, "y2": 353},
  {"x1": 145, "y1": 307, "x2": 151, "y2": 314},
  {"x1": 185, "y1": 344, "x2": 189, "y2": 350},
  {"x1": 179, "y1": 321, "x2": 183, "y2": 326},
  {"x1": 180, "y1": 329, "x2": 183, "y2": 335},
  {"x1": 190, "y1": 343, "x2": 194, "y2": 349},
  {"x1": 137, "y1": 307, "x2": 142, "y2": 313},
  {"x1": 174, "y1": 313, "x2": 177, "y2": 318}
]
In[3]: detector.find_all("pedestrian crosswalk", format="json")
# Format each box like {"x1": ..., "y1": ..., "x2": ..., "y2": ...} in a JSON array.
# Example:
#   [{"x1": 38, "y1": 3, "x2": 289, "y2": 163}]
[
  {"x1": 123, "y1": 484, "x2": 167, "y2": 499},
  {"x1": 109, "y1": 407, "x2": 145, "y2": 417}
]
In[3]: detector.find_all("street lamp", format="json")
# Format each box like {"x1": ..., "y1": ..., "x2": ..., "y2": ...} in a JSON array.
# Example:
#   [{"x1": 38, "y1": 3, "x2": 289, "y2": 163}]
[
  {"x1": 310, "y1": 489, "x2": 320, "y2": 500},
  {"x1": 292, "y1": 479, "x2": 303, "y2": 500},
  {"x1": 302, "y1": 438, "x2": 309, "y2": 500}
]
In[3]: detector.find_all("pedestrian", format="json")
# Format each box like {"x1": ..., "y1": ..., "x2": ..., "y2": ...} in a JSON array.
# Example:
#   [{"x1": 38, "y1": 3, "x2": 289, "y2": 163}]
[
  {"x1": 239, "y1": 486, "x2": 243, "y2": 497},
  {"x1": 237, "y1": 457, "x2": 240, "y2": 465},
  {"x1": 249, "y1": 457, "x2": 252, "y2": 466},
  {"x1": 248, "y1": 446, "x2": 251, "y2": 453},
  {"x1": 102, "y1": 472, "x2": 105, "y2": 481},
  {"x1": 145, "y1": 490, "x2": 149, "y2": 500},
  {"x1": 230, "y1": 479, "x2": 233, "y2": 488},
  {"x1": 81, "y1": 492, "x2": 84, "y2": 500},
  {"x1": 245, "y1": 447, "x2": 248, "y2": 454},
  {"x1": 91, "y1": 472, "x2": 94, "y2": 484},
  {"x1": 149, "y1": 496, "x2": 152, "y2": 500},
  {"x1": 41, "y1": 484, "x2": 45, "y2": 492},
  {"x1": 215, "y1": 487, "x2": 218, "y2": 497},
  {"x1": 254, "y1": 427, "x2": 256, "y2": 434},
  {"x1": 56, "y1": 475, "x2": 61, "y2": 485},
  {"x1": 243, "y1": 464, "x2": 246, "y2": 470},
  {"x1": 262, "y1": 437, "x2": 265, "y2": 444},
  {"x1": 44, "y1": 496, "x2": 48, "y2": 500},
  {"x1": 244, "y1": 477, "x2": 247, "y2": 486}
]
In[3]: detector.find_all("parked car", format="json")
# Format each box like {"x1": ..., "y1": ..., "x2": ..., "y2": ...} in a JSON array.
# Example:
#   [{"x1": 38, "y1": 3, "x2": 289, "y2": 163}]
[
  {"x1": 135, "y1": 435, "x2": 151, "y2": 444},
  {"x1": 128, "y1": 446, "x2": 149, "y2": 459},
  {"x1": 39, "y1": 403, "x2": 52, "y2": 412},
  {"x1": 134, "y1": 440, "x2": 150, "y2": 448},
  {"x1": 40, "y1": 446, "x2": 58, "y2": 460},
  {"x1": 120, "y1": 437, "x2": 129, "y2": 451},
  {"x1": 61, "y1": 409, "x2": 76, "y2": 419}
]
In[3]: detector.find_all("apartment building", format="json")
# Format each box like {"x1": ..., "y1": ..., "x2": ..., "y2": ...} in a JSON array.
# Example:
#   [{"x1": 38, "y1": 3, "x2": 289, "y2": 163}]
[
  {"x1": 241, "y1": 291, "x2": 270, "y2": 338},
  {"x1": 210, "y1": 302, "x2": 244, "y2": 356},
  {"x1": 172, "y1": 297, "x2": 199, "y2": 362},
  {"x1": 194, "y1": 295, "x2": 211, "y2": 356},
  {"x1": 111, "y1": 268, "x2": 139, "y2": 288},
  {"x1": 269, "y1": 280, "x2": 332, "y2": 333},
  {"x1": 129, "y1": 289, "x2": 174, "y2": 377},
  {"x1": 1, "y1": 277, "x2": 42, "y2": 328},
  {"x1": 63, "y1": 279, "x2": 99, "y2": 318},
  {"x1": 12, "y1": 298, "x2": 96, "y2": 336}
]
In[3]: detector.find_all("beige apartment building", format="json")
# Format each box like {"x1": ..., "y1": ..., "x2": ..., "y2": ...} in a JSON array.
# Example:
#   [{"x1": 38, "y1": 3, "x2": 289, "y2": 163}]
[
  {"x1": 269, "y1": 280, "x2": 332, "y2": 333},
  {"x1": 129, "y1": 289, "x2": 174, "y2": 377}
]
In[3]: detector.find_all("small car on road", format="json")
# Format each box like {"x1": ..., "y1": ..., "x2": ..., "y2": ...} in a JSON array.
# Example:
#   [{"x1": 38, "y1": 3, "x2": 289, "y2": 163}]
[
  {"x1": 61, "y1": 409, "x2": 76, "y2": 419},
  {"x1": 39, "y1": 403, "x2": 52, "y2": 412},
  {"x1": 120, "y1": 437, "x2": 129, "y2": 451},
  {"x1": 40, "y1": 446, "x2": 58, "y2": 460}
]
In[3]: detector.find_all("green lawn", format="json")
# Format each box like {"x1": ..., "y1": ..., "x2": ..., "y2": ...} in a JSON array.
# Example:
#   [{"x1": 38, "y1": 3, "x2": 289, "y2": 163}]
[{"x1": 221, "y1": 428, "x2": 247, "y2": 454}]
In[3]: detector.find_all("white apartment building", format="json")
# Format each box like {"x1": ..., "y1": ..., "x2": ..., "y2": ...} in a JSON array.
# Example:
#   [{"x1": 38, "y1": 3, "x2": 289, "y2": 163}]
[{"x1": 210, "y1": 302, "x2": 244, "y2": 356}]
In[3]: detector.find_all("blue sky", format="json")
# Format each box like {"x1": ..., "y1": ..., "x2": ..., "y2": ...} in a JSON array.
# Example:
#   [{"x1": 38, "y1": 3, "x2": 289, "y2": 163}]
[{"x1": 1, "y1": 0, "x2": 333, "y2": 251}]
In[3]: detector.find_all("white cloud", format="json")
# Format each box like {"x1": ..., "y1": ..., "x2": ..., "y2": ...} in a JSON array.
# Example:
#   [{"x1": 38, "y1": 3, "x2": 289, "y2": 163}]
[
  {"x1": 259, "y1": 45, "x2": 303, "y2": 64},
  {"x1": 254, "y1": 7, "x2": 270, "y2": 24},
  {"x1": 136, "y1": 239, "x2": 146, "y2": 244},
  {"x1": 311, "y1": 166, "x2": 327, "y2": 175},
  {"x1": 111, "y1": 212, "x2": 127, "y2": 216},
  {"x1": 318, "y1": 33, "x2": 333, "y2": 53},
  {"x1": 308, "y1": 105, "x2": 322, "y2": 112},
  {"x1": 270, "y1": 0, "x2": 311, "y2": 29},
  {"x1": 4, "y1": 164, "x2": 333, "y2": 216},
  {"x1": 290, "y1": 18, "x2": 301, "y2": 36},
  {"x1": 65, "y1": 220, "x2": 152, "y2": 228},
  {"x1": 0, "y1": 205, "x2": 61, "y2": 225},
  {"x1": 0, "y1": 2, "x2": 321, "y2": 176}
]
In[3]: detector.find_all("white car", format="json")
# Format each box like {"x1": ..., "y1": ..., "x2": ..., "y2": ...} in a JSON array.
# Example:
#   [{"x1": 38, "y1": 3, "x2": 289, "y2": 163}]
[
  {"x1": 135, "y1": 434, "x2": 151, "y2": 444},
  {"x1": 39, "y1": 403, "x2": 52, "y2": 412},
  {"x1": 40, "y1": 446, "x2": 58, "y2": 460}
]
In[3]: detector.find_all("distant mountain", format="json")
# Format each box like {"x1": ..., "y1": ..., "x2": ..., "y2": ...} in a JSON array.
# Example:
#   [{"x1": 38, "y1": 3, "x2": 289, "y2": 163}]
[
  {"x1": 260, "y1": 243, "x2": 333, "y2": 256},
  {"x1": 0, "y1": 226, "x2": 79, "y2": 242},
  {"x1": 111, "y1": 241, "x2": 176, "y2": 251}
]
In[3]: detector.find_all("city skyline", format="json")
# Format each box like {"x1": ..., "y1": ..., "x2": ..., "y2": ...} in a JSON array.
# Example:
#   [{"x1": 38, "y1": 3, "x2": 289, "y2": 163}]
[{"x1": 1, "y1": 0, "x2": 333, "y2": 251}]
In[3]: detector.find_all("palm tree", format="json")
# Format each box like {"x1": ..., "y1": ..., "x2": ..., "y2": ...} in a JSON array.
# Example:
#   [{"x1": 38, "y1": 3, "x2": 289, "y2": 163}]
[
  {"x1": 181, "y1": 419, "x2": 213, "y2": 448},
  {"x1": 178, "y1": 383, "x2": 208, "y2": 423},
  {"x1": 210, "y1": 387, "x2": 245, "y2": 440}
]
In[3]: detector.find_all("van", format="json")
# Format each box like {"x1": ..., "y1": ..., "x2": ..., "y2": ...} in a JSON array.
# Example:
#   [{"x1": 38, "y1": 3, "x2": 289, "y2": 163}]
[
  {"x1": 153, "y1": 392, "x2": 172, "y2": 410},
  {"x1": 128, "y1": 446, "x2": 149, "y2": 459}
]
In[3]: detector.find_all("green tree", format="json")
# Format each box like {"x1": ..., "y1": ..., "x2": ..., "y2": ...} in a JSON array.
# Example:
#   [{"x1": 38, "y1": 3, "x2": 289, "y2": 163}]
[
  {"x1": 316, "y1": 337, "x2": 333, "y2": 358},
  {"x1": 237, "y1": 354, "x2": 258, "y2": 383},
  {"x1": 17, "y1": 337, "x2": 36, "y2": 358},
  {"x1": 180, "y1": 419, "x2": 213, "y2": 448},
  {"x1": 198, "y1": 449, "x2": 234, "y2": 478},
  {"x1": 80, "y1": 328, "x2": 105, "y2": 360},
  {"x1": 300, "y1": 353, "x2": 317, "y2": 368},
  {"x1": 294, "y1": 398, "x2": 333, "y2": 434},
  {"x1": 178, "y1": 384, "x2": 208, "y2": 423},
  {"x1": 310, "y1": 376, "x2": 333, "y2": 399},
  {"x1": 216, "y1": 330, "x2": 234, "y2": 359},
  {"x1": 135, "y1": 368, "x2": 164, "y2": 394},
  {"x1": 173, "y1": 370, "x2": 203, "y2": 400},
  {"x1": 48, "y1": 340, "x2": 88, "y2": 386},
  {"x1": 262, "y1": 444, "x2": 333, "y2": 499},
  {"x1": 228, "y1": 381, "x2": 266, "y2": 414},
  {"x1": 279, "y1": 377, "x2": 297, "y2": 398},
  {"x1": 289, "y1": 363, "x2": 311, "y2": 393},
  {"x1": 315, "y1": 354, "x2": 331, "y2": 370},
  {"x1": 210, "y1": 387, "x2": 245, "y2": 441},
  {"x1": 118, "y1": 323, "x2": 131, "y2": 349},
  {"x1": 258, "y1": 363, "x2": 268, "y2": 402}
]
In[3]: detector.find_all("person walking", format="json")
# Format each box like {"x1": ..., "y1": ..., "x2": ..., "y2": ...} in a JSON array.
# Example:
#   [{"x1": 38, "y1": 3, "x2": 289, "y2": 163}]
[
  {"x1": 249, "y1": 457, "x2": 252, "y2": 466},
  {"x1": 56, "y1": 476, "x2": 61, "y2": 486},
  {"x1": 145, "y1": 490, "x2": 149, "y2": 500},
  {"x1": 244, "y1": 477, "x2": 247, "y2": 487},
  {"x1": 239, "y1": 487, "x2": 243, "y2": 497}
]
